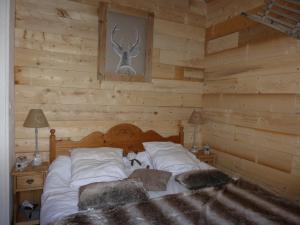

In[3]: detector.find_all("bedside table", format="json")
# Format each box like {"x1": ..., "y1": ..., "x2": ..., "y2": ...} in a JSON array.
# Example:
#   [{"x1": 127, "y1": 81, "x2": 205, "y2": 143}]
[
  {"x1": 196, "y1": 151, "x2": 215, "y2": 165},
  {"x1": 12, "y1": 162, "x2": 49, "y2": 225}
]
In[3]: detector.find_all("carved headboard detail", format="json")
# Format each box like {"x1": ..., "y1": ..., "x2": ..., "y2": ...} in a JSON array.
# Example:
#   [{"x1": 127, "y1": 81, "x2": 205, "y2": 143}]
[{"x1": 49, "y1": 123, "x2": 184, "y2": 162}]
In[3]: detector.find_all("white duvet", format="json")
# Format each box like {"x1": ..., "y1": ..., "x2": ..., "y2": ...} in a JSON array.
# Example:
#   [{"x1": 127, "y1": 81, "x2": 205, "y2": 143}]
[{"x1": 41, "y1": 153, "x2": 212, "y2": 225}]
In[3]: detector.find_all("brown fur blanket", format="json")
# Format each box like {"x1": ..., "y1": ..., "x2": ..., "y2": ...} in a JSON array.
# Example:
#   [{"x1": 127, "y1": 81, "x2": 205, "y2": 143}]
[{"x1": 54, "y1": 179, "x2": 300, "y2": 225}]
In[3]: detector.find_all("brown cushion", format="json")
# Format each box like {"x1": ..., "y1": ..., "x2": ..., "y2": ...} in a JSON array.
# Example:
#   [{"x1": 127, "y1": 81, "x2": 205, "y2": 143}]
[
  {"x1": 129, "y1": 169, "x2": 172, "y2": 191},
  {"x1": 78, "y1": 179, "x2": 148, "y2": 210},
  {"x1": 175, "y1": 169, "x2": 231, "y2": 190}
]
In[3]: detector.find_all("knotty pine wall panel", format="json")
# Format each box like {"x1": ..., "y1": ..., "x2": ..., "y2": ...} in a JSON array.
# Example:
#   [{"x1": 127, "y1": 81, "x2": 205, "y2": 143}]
[
  {"x1": 204, "y1": 0, "x2": 300, "y2": 199},
  {"x1": 14, "y1": 0, "x2": 206, "y2": 160}
]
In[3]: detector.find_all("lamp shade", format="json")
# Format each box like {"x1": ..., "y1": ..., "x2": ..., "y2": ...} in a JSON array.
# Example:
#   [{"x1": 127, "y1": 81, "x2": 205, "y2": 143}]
[
  {"x1": 23, "y1": 109, "x2": 49, "y2": 128},
  {"x1": 188, "y1": 110, "x2": 204, "y2": 125}
]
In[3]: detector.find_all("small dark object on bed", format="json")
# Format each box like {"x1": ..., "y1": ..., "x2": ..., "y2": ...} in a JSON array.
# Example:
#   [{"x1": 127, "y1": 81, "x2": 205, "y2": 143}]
[
  {"x1": 78, "y1": 179, "x2": 149, "y2": 210},
  {"x1": 130, "y1": 158, "x2": 141, "y2": 166},
  {"x1": 175, "y1": 169, "x2": 232, "y2": 190},
  {"x1": 129, "y1": 169, "x2": 172, "y2": 191}
]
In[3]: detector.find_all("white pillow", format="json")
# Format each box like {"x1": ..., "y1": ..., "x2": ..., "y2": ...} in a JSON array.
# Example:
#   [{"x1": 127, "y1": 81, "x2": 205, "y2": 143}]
[
  {"x1": 143, "y1": 142, "x2": 182, "y2": 154},
  {"x1": 70, "y1": 147, "x2": 123, "y2": 161},
  {"x1": 143, "y1": 142, "x2": 200, "y2": 175},
  {"x1": 70, "y1": 147, "x2": 127, "y2": 188}
]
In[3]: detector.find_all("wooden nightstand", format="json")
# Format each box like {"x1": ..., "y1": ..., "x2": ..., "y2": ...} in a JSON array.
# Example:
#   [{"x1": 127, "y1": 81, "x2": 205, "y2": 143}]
[
  {"x1": 196, "y1": 151, "x2": 215, "y2": 165},
  {"x1": 12, "y1": 162, "x2": 49, "y2": 225}
]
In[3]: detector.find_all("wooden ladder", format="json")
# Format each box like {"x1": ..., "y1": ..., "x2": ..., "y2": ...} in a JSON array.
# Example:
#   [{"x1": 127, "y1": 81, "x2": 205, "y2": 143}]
[{"x1": 242, "y1": 0, "x2": 300, "y2": 39}]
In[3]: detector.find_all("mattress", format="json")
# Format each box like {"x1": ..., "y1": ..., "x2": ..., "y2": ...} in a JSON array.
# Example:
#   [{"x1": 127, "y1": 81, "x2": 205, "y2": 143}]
[{"x1": 40, "y1": 154, "x2": 212, "y2": 225}]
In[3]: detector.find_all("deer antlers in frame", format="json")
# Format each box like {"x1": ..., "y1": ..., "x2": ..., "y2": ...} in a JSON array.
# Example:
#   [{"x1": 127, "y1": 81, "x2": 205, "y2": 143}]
[{"x1": 110, "y1": 24, "x2": 140, "y2": 75}]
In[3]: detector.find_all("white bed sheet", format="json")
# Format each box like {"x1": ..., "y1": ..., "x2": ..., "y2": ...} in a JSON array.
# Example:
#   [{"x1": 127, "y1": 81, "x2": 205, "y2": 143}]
[{"x1": 41, "y1": 155, "x2": 212, "y2": 225}]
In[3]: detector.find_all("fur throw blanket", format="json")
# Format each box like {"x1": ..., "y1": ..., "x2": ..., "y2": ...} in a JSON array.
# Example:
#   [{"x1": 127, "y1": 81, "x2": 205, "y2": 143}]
[{"x1": 54, "y1": 179, "x2": 300, "y2": 225}]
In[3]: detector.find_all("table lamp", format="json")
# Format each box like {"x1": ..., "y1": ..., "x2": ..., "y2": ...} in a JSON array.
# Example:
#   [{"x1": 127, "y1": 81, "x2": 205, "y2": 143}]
[
  {"x1": 188, "y1": 110, "x2": 204, "y2": 153},
  {"x1": 23, "y1": 109, "x2": 49, "y2": 166}
]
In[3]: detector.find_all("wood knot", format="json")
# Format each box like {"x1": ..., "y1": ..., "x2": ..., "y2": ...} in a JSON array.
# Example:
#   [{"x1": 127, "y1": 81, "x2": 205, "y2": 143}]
[{"x1": 56, "y1": 8, "x2": 70, "y2": 18}]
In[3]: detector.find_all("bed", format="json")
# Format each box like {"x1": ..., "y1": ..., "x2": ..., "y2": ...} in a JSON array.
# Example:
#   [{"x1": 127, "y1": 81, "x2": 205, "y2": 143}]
[
  {"x1": 42, "y1": 123, "x2": 204, "y2": 224},
  {"x1": 42, "y1": 123, "x2": 300, "y2": 225}
]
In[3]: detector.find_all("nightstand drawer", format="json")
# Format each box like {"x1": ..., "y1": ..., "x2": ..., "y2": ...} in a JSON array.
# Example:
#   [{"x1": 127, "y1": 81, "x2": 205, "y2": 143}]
[{"x1": 16, "y1": 174, "x2": 44, "y2": 190}]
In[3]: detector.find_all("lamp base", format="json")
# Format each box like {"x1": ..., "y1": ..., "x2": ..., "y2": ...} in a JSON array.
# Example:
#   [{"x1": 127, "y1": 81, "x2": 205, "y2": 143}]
[
  {"x1": 190, "y1": 146, "x2": 199, "y2": 154},
  {"x1": 32, "y1": 152, "x2": 42, "y2": 166}
]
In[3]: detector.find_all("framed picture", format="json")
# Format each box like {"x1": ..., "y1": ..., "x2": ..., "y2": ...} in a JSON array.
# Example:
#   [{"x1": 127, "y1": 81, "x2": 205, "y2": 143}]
[{"x1": 98, "y1": 3, "x2": 154, "y2": 82}]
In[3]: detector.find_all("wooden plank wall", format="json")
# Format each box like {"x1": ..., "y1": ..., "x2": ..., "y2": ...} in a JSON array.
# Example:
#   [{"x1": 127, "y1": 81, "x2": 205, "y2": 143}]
[
  {"x1": 14, "y1": 0, "x2": 206, "y2": 161},
  {"x1": 204, "y1": 0, "x2": 300, "y2": 199}
]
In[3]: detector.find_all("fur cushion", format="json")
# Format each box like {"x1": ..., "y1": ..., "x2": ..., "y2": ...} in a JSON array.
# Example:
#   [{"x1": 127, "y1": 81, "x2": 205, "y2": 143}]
[
  {"x1": 175, "y1": 169, "x2": 231, "y2": 190},
  {"x1": 129, "y1": 169, "x2": 172, "y2": 191},
  {"x1": 78, "y1": 179, "x2": 148, "y2": 210}
]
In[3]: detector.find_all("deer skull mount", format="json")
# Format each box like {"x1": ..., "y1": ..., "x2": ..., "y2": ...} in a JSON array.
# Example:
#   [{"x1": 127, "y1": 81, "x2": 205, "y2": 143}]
[{"x1": 111, "y1": 24, "x2": 140, "y2": 75}]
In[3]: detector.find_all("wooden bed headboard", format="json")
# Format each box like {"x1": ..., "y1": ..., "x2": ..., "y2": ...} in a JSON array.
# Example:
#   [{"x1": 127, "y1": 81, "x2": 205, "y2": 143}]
[{"x1": 49, "y1": 123, "x2": 184, "y2": 162}]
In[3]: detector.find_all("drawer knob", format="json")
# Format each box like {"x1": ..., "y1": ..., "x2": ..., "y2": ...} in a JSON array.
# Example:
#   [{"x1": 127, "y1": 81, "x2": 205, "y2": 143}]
[{"x1": 26, "y1": 179, "x2": 34, "y2": 185}]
